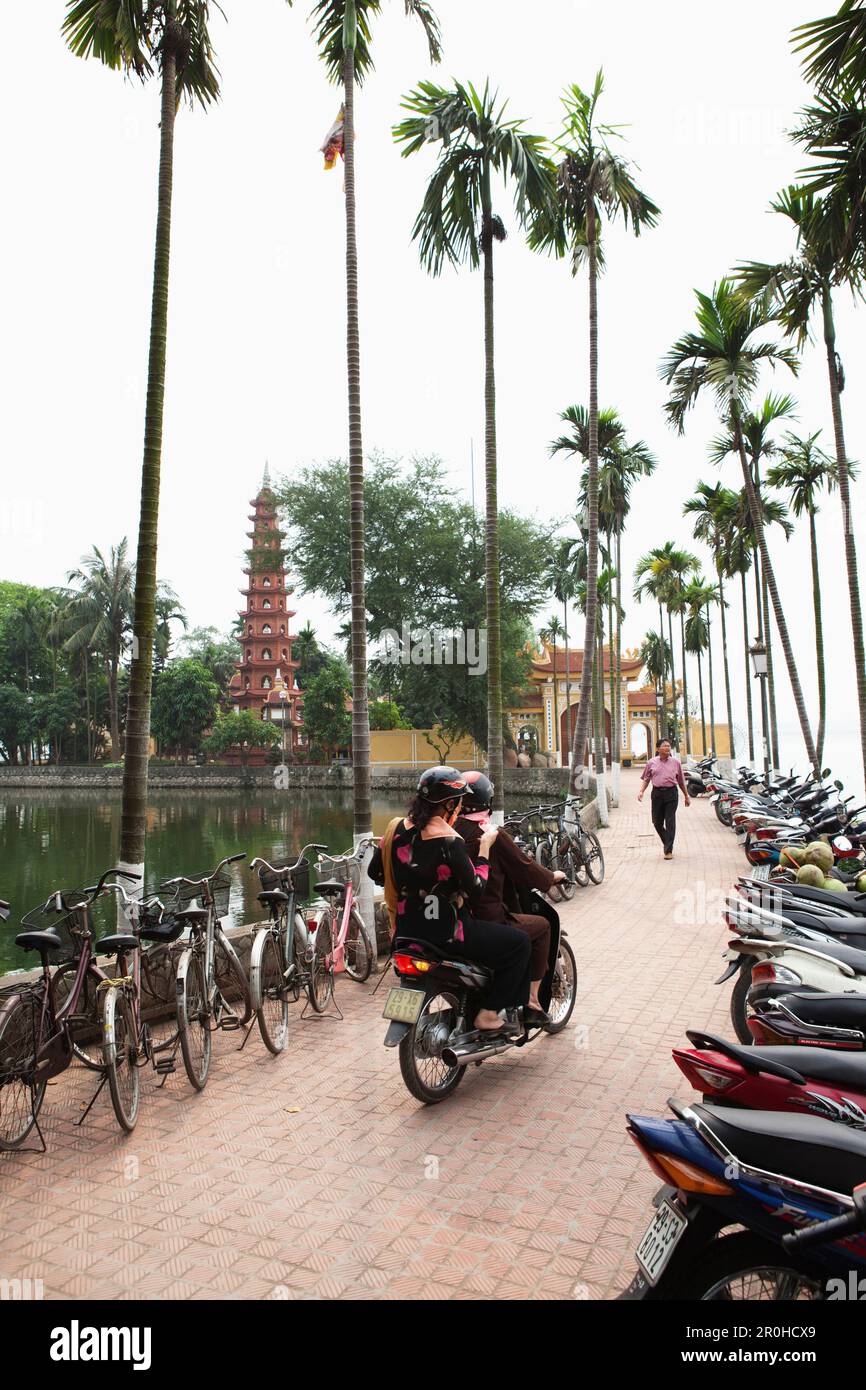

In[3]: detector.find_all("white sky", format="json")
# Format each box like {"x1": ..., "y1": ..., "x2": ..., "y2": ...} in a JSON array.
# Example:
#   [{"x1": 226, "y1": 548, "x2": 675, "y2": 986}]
[{"x1": 2, "y1": 1, "x2": 864, "y2": 792}]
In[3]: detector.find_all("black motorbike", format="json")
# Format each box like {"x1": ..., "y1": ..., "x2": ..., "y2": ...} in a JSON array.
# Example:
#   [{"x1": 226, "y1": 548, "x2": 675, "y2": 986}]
[{"x1": 381, "y1": 891, "x2": 576, "y2": 1104}]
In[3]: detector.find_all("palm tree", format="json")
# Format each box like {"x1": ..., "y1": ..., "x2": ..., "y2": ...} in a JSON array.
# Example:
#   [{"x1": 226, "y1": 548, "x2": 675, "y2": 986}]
[
  {"x1": 767, "y1": 432, "x2": 840, "y2": 766},
  {"x1": 64, "y1": 542, "x2": 134, "y2": 761},
  {"x1": 529, "y1": 73, "x2": 658, "y2": 805},
  {"x1": 661, "y1": 282, "x2": 817, "y2": 769},
  {"x1": 683, "y1": 577, "x2": 719, "y2": 753},
  {"x1": 639, "y1": 630, "x2": 672, "y2": 741},
  {"x1": 539, "y1": 616, "x2": 565, "y2": 760},
  {"x1": 657, "y1": 545, "x2": 701, "y2": 756},
  {"x1": 683, "y1": 482, "x2": 740, "y2": 760},
  {"x1": 395, "y1": 80, "x2": 553, "y2": 816},
  {"x1": 154, "y1": 585, "x2": 187, "y2": 672},
  {"x1": 794, "y1": 4, "x2": 866, "y2": 91},
  {"x1": 63, "y1": 0, "x2": 221, "y2": 874},
  {"x1": 634, "y1": 543, "x2": 698, "y2": 749},
  {"x1": 737, "y1": 186, "x2": 866, "y2": 785},
  {"x1": 553, "y1": 405, "x2": 655, "y2": 785},
  {"x1": 312, "y1": 1, "x2": 441, "y2": 848},
  {"x1": 548, "y1": 540, "x2": 577, "y2": 754},
  {"x1": 684, "y1": 601, "x2": 709, "y2": 753}
]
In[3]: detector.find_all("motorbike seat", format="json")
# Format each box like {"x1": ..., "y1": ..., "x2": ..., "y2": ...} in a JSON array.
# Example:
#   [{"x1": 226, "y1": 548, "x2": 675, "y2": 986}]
[
  {"x1": 783, "y1": 936, "x2": 866, "y2": 974},
  {"x1": 753, "y1": 1045, "x2": 866, "y2": 1089},
  {"x1": 695, "y1": 1102, "x2": 866, "y2": 1197},
  {"x1": 772, "y1": 991, "x2": 866, "y2": 1029},
  {"x1": 781, "y1": 911, "x2": 866, "y2": 938}
]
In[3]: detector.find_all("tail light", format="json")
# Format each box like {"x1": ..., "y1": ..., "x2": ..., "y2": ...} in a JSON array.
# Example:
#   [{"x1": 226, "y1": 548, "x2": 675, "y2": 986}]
[
  {"x1": 393, "y1": 953, "x2": 432, "y2": 977},
  {"x1": 673, "y1": 1051, "x2": 738, "y2": 1093},
  {"x1": 755, "y1": 827, "x2": 782, "y2": 840},
  {"x1": 751, "y1": 961, "x2": 802, "y2": 986},
  {"x1": 627, "y1": 1131, "x2": 733, "y2": 1195}
]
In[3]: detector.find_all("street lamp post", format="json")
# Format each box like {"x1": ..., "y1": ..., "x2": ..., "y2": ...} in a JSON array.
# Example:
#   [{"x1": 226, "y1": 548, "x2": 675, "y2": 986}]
[
  {"x1": 656, "y1": 689, "x2": 664, "y2": 745},
  {"x1": 750, "y1": 638, "x2": 771, "y2": 782}
]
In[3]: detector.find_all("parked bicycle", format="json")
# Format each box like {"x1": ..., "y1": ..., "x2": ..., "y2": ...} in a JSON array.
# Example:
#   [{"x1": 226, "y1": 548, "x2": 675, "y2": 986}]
[
  {"x1": 160, "y1": 854, "x2": 252, "y2": 1091},
  {"x1": 248, "y1": 843, "x2": 330, "y2": 1052},
  {"x1": 0, "y1": 869, "x2": 143, "y2": 1149},
  {"x1": 306, "y1": 840, "x2": 378, "y2": 1008}
]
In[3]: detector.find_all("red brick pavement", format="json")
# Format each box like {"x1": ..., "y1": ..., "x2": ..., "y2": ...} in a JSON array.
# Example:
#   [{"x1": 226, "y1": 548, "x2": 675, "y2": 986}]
[{"x1": 0, "y1": 769, "x2": 740, "y2": 1300}]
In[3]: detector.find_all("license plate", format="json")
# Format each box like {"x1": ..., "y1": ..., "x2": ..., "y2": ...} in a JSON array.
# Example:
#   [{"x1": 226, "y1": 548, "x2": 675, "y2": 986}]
[
  {"x1": 635, "y1": 1199, "x2": 688, "y2": 1286},
  {"x1": 751, "y1": 865, "x2": 771, "y2": 881},
  {"x1": 382, "y1": 987, "x2": 425, "y2": 1025}
]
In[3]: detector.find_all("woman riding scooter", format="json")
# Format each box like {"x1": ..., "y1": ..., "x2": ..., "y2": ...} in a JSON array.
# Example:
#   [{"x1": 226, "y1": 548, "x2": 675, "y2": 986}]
[
  {"x1": 455, "y1": 770, "x2": 566, "y2": 1028},
  {"x1": 368, "y1": 766, "x2": 531, "y2": 1036}
]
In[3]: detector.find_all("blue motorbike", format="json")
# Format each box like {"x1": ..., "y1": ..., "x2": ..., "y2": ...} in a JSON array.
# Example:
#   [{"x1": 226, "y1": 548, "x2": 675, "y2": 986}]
[{"x1": 619, "y1": 1097, "x2": 866, "y2": 1300}]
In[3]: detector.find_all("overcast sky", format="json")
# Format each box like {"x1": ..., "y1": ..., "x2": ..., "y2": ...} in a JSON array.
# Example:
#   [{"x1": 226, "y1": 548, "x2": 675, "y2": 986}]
[{"x1": 2, "y1": 1, "x2": 864, "y2": 790}]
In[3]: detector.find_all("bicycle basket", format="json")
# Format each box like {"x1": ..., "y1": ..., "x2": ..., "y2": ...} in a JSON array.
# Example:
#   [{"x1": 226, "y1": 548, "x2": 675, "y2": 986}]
[
  {"x1": 258, "y1": 858, "x2": 310, "y2": 898},
  {"x1": 18, "y1": 895, "x2": 91, "y2": 968},
  {"x1": 314, "y1": 851, "x2": 361, "y2": 893}
]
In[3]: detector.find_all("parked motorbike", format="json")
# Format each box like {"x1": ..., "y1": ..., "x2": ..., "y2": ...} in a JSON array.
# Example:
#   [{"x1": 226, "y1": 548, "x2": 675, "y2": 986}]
[
  {"x1": 381, "y1": 891, "x2": 576, "y2": 1104},
  {"x1": 619, "y1": 1096, "x2": 866, "y2": 1299}
]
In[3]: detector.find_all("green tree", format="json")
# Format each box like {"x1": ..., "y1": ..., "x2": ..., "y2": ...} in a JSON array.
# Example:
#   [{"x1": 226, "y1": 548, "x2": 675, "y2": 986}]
[
  {"x1": 0, "y1": 684, "x2": 32, "y2": 764},
  {"x1": 394, "y1": 79, "x2": 554, "y2": 815},
  {"x1": 794, "y1": 3, "x2": 866, "y2": 90},
  {"x1": 64, "y1": 541, "x2": 134, "y2": 760},
  {"x1": 203, "y1": 709, "x2": 281, "y2": 766},
  {"x1": 152, "y1": 658, "x2": 220, "y2": 759},
  {"x1": 683, "y1": 482, "x2": 740, "y2": 761},
  {"x1": 310, "y1": 0, "x2": 441, "y2": 846},
  {"x1": 180, "y1": 626, "x2": 239, "y2": 697},
  {"x1": 303, "y1": 656, "x2": 353, "y2": 762},
  {"x1": 767, "y1": 432, "x2": 840, "y2": 766},
  {"x1": 63, "y1": 0, "x2": 222, "y2": 874},
  {"x1": 529, "y1": 73, "x2": 658, "y2": 800},
  {"x1": 539, "y1": 615, "x2": 565, "y2": 759},
  {"x1": 661, "y1": 281, "x2": 817, "y2": 768}
]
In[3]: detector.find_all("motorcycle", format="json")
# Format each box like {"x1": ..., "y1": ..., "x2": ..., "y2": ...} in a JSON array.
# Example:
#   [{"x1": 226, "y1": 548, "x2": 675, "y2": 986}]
[
  {"x1": 381, "y1": 890, "x2": 576, "y2": 1104},
  {"x1": 749, "y1": 991, "x2": 866, "y2": 1050},
  {"x1": 618, "y1": 1096, "x2": 866, "y2": 1299}
]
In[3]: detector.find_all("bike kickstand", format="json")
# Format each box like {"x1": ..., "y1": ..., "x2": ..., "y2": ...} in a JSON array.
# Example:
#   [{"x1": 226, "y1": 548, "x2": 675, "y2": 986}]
[{"x1": 75, "y1": 1071, "x2": 108, "y2": 1126}]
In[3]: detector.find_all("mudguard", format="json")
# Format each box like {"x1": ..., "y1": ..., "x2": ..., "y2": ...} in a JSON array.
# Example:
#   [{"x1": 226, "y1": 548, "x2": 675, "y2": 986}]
[{"x1": 383, "y1": 1020, "x2": 411, "y2": 1048}]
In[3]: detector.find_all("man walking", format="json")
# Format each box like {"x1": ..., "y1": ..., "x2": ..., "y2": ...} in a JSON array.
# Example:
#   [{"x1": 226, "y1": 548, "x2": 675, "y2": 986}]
[{"x1": 638, "y1": 738, "x2": 690, "y2": 859}]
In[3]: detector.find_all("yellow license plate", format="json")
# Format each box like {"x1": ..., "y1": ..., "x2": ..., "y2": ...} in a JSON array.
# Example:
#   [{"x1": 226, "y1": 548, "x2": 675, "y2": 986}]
[{"x1": 383, "y1": 987, "x2": 425, "y2": 1025}]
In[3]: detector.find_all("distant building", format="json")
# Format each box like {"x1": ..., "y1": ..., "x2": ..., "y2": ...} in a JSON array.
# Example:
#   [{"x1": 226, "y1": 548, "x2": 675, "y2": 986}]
[{"x1": 227, "y1": 468, "x2": 307, "y2": 762}]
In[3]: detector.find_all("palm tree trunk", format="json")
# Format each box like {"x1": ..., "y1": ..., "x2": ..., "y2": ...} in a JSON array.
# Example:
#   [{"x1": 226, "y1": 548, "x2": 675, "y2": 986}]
[
  {"x1": 734, "y1": 419, "x2": 817, "y2": 768},
  {"x1": 706, "y1": 602, "x2": 717, "y2": 754},
  {"x1": 562, "y1": 600, "x2": 572, "y2": 757},
  {"x1": 667, "y1": 607, "x2": 678, "y2": 748},
  {"x1": 718, "y1": 570, "x2": 736, "y2": 763},
  {"x1": 108, "y1": 657, "x2": 120, "y2": 763},
  {"x1": 119, "y1": 24, "x2": 178, "y2": 876},
  {"x1": 569, "y1": 199, "x2": 599, "y2": 808},
  {"x1": 342, "y1": 49, "x2": 372, "y2": 855},
  {"x1": 808, "y1": 508, "x2": 827, "y2": 768},
  {"x1": 481, "y1": 163, "x2": 504, "y2": 817},
  {"x1": 679, "y1": 609, "x2": 691, "y2": 756},
  {"x1": 658, "y1": 599, "x2": 669, "y2": 738},
  {"x1": 762, "y1": 573, "x2": 781, "y2": 769},
  {"x1": 740, "y1": 570, "x2": 755, "y2": 763},
  {"x1": 822, "y1": 288, "x2": 866, "y2": 786},
  {"x1": 696, "y1": 645, "x2": 707, "y2": 753},
  {"x1": 615, "y1": 525, "x2": 623, "y2": 769}
]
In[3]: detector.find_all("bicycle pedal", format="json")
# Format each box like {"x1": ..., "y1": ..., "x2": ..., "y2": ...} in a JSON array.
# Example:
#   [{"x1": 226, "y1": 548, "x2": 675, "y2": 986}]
[
  {"x1": 219, "y1": 1016, "x2": 242, "y2": 1032},
  {"x1": 153, "y1": 1057, "x2": 176, "y2": 1075}
]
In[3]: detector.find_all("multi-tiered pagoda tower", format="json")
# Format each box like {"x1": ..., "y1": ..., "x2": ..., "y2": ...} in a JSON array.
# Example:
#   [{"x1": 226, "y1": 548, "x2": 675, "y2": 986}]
[{"x1": 228, "y1": 468, "x2": 306, "y2": 759}]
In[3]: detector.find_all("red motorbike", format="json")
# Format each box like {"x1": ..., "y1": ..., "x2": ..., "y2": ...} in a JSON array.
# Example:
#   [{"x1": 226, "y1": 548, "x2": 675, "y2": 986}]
[{"x1": 672, "y1": 1028, "x2": 866, "y2": 1129}]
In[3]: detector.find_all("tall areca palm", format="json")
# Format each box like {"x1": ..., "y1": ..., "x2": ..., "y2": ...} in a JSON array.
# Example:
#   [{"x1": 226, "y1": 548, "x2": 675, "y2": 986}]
[
  {"x1": 683, "y1": 577, "x2": 719, "y2": 754},
  {"x1": 313, "y1": 1, "x2": 441, "y2": 850},
  {"x1": 683, "y1": 482, "x2": 740, "y2": 760},
  {"x1": 529, "y1": 73, "x2": 658, "y2": 805},
  {"x1": 661, "y1": 282, "x2": 817, "y2": 769},
  {"x1": 65, "y1": 542, "x2": 134, "y2": 761},
  {"x1": 767, "y1": 432, "x2": 840, "y2": 766},
  {"x1": 395, "y1": 80, "x2": 553, "y2": 816},
  {"x1": 737, "y1": 186, "x2": 866, "y2": 785},
  {"x1": 634, "y1": 543, "x2": 698, "y2": 750},
  {"x1": 548, "y1": 539, "x2": 578, "y2": 754},
  {"x1": 639, "y1": 630, "x2": 672, "y2": 741},
  {"x1": 539, "y1": 616, "x2": 565, "y2": 760},
  {"x1": 63, "y1": 0, "x2": 221, "y2": 876}
]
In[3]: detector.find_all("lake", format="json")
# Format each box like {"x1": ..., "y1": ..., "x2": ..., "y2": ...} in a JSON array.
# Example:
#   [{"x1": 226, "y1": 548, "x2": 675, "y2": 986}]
[{"x1": 0, "y1": 786, "x2": 546, "y2": 973}]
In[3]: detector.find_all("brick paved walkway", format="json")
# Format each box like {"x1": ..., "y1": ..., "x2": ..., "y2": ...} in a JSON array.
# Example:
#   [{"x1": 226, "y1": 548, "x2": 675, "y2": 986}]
[{"x1": 1, "y1": 769, "x2": 742, "y2": 1300}]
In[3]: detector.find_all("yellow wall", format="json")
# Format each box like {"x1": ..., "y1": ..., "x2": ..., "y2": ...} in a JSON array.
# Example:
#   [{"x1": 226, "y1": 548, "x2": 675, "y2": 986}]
[{"x1": 370, "y1": 729, "x2": 482, "y2": 769}]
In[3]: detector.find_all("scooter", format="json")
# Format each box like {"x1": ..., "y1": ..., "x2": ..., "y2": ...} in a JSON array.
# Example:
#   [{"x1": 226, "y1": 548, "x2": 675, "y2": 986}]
[
  {"x1": 749, "y1": 991, "x2": 866, "y2": 1050},
  {"x1": 619, "y1": 1097, "x2": 866, "y2": 1299},
  {"x1": 381, "y1": 891, "x2": 576, "y2": 1104}
]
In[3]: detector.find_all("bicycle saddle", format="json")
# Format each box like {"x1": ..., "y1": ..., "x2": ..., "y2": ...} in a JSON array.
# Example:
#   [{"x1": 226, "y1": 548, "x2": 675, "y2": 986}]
[
  {"x1": 174, "y1": 906, "x2": 209, "y2": 923},
  {"x1": 94, "y1": 933, "x2": 139, "y2": 956},
  {"x1": 15, "y1": 929, "x2": 64, "y2": 955},
  {"x1": 314, "y1": 879, "x2": 346, "y2": 897},
  {"x1": 257, "y1": 889, "x2": 289, "y2": 905}
]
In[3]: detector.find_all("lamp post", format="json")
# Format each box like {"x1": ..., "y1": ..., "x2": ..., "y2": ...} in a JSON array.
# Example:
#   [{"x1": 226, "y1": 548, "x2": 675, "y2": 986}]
[
  {"x1": 750, "y1": 638, "x2": 771, "y2": 782},
  {"x1": 656, "y1": 689, "x2": 664, "y2": 745}
]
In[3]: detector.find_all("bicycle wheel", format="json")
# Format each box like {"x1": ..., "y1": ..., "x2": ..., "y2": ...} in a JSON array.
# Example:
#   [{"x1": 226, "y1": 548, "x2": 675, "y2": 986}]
[
  {"x1": 102, "y1": 987, "x2": 140, "y2": 1132},
  {"x1": 582, "y1": 831, "x2": 605, "y2": 885},
  {"x1": 251, "y1": 929, "x2": 288, "y2": 1055},
  {"x1": 0, "y1": 993, "x2": 46, "y2": 1150},
  {"x1": 214, "y1": 929, "x2": 253, "y2": 1026},
  {"x1": 308, "y1": 915, "x2": 334, "y2": 1013},
  {"x1": 536, "y1": 841, "x2": 561, "y2": 900},
  {"x1": 52, "y1": 960, "x2": 103, "y2": 1070},
  {"x1": 177, "y1": 949, "x2": 212, "y2": 1091},
  {"x1": 343, "y1": 909, "x2": 373, "y2": 983},
  {"x1": 555, "y1": 845, "x2": 577, "y2": 901},
  {"x1": 545, "y1": 937, "x2": 577, "y2": 1034}
]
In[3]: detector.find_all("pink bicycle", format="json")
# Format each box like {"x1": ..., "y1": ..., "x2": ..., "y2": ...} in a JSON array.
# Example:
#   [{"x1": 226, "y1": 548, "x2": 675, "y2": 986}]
[{"x1": 307, "y1": 841, "x2": 377, "y2": 1004}]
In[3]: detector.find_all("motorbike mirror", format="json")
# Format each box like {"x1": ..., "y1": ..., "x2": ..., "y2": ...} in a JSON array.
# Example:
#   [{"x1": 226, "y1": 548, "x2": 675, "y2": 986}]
[
  {"x1": 822, "y1": 768, "x2": 831, "y2": 778},
  {"x1": 835, "y1": 780, "x2": 844, "y2": 791}
]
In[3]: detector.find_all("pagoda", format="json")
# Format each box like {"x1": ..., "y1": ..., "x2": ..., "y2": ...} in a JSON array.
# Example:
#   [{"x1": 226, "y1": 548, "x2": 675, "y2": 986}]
[{"x1": 227, "y1": 467, "x2": 306, "y2": 761}]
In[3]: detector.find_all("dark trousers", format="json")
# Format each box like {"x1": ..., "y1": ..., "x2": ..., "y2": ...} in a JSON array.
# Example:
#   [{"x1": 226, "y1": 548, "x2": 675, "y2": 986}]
[
  {"x1": 400, "y1": 911, "x2": 531, "y2": 1011},
  {"x1": 651, "y1": 786, "x2": 679, "y2": 853},
  {"x1": 508, "y1": 913, "x2": 551, "y2": 980}
]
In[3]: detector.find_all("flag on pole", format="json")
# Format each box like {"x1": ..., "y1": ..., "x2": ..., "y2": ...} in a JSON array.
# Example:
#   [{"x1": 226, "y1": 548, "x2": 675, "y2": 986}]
[{"x1": 320, "y1": 106, "x2": 345, "y2": 170}]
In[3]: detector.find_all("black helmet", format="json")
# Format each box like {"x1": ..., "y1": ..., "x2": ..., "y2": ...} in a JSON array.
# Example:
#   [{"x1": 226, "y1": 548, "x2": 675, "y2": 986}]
[
  {"x1": 417, "y1": 766, "x2": 468, "y2": 803},
  {"x1": 462, "y1": 769, "x2": 493, "y2": 812}
]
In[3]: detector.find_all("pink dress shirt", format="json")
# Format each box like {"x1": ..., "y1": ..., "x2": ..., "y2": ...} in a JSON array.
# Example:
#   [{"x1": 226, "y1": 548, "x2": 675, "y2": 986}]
[{"x1": 641, "y1": 754, "x2": 687, "y2": 790}]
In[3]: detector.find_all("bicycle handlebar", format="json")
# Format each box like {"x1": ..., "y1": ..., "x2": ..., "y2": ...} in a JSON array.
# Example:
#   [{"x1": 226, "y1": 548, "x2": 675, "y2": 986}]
[
  {"x1": 250, "y1": 843, "x2": 329, "y2": 877},
  {"x1": 161, "y1": 852, "x2": 246, "y2": 891}
]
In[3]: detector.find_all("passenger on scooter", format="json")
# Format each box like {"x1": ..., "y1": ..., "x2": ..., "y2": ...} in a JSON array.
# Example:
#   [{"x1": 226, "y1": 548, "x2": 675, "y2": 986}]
[
  {"x1": 368, "y1": 766, "x2": 531, "y2": 1036},
  {"x1": 454, "y1": 770, "x2": 566, "y2": 1028}
]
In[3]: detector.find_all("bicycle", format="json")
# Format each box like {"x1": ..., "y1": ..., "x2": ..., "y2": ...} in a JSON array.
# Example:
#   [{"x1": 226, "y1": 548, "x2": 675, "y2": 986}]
[
  {"x1": 0, "y1": 869, "x2": 142, "y2": 1149},
  {"x1": 161, "y1": 854, "x2": 252, "y2": 1091},
  {"x1": 561, "y1": 800, "x2": 605, "y2": 886},
  {"x1": 248, "y1": 842, "x2": 330, "y2": 1053},
  {"x1": 306, "y1": 840, "x2": 378, "y2": 1010}
]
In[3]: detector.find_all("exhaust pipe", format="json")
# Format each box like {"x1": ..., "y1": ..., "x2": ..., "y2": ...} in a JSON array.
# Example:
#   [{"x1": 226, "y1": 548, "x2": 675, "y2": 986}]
[{"x1": 442, "y1": 1036, "x2": 515, "y2": 1067}]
